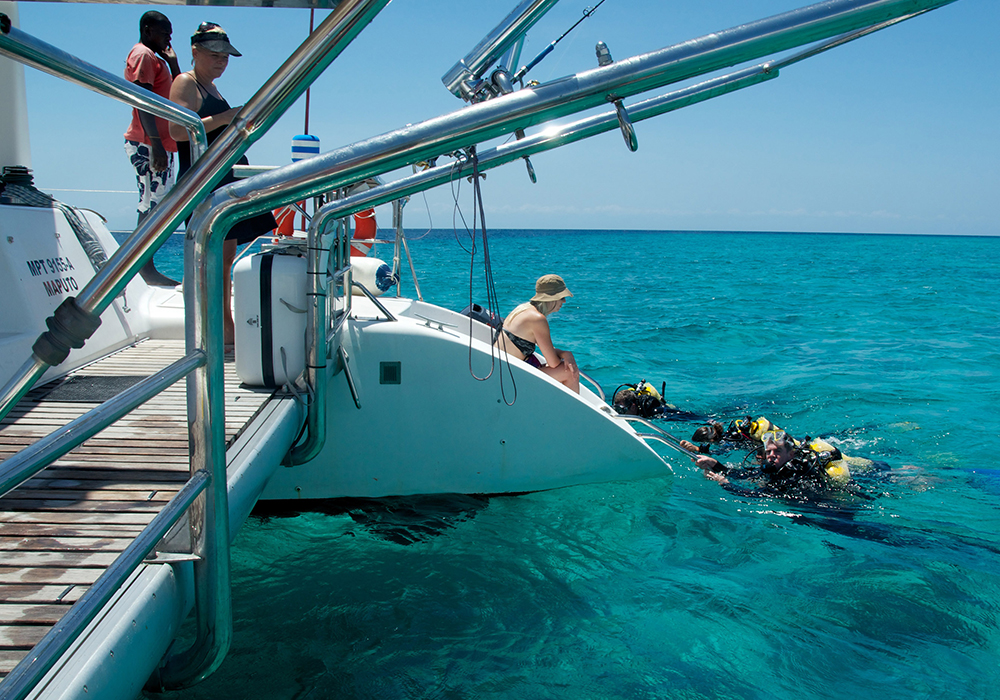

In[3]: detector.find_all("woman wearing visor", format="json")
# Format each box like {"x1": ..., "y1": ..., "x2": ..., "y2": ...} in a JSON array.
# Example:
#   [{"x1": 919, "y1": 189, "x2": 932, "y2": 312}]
[{"x1": 169, "y1": 22, "x2": 276, "y2": 348}]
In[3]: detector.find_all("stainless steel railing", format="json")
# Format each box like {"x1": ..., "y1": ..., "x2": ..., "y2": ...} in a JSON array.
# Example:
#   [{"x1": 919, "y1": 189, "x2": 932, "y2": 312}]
[
  {"x1": 617, "y1": 414, "x2": 694, "y2": 457},
  {"x1": 0, "y1": 0, "x2": 390, "y2": 695},
  {"x1": 0, "y1": 0, "x2": 961, "y2": 694},
  {"x1": 286, "y1": 212, "x2": 351, "y2": 466},
  {"x1": 209, "y1": 0, "x2": 958, "y2": 485},
  {"x1": 0, "y1": 353, "x2": 204, "y2": 498},
  {"x1": 0, "y1": 18, "x2": 207, "y2": 161},
  {"x1": 158, "y1": 0, "x2": 392, "y2": 688},
  {"x1": 579, "y1": 372, "x2": 605, "y2": 402}
]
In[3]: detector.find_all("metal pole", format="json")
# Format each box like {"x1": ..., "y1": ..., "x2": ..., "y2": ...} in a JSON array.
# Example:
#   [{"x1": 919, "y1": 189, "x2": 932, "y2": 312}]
[
  {"x1": 285, "y1": 214, "x2": 334, "y2": 466},
  {"x1": 156, "y1": 0, "x2": 391, "y2": 688},
  {"x1": 0, "y1": 21, "x2": 206, "y2": 158},
  {"x1": 189, "y1": 0, "x2": 959, "y2": 234},
  {"x1": 0, "y1": 352, "x2": 205, "y2": 498}
]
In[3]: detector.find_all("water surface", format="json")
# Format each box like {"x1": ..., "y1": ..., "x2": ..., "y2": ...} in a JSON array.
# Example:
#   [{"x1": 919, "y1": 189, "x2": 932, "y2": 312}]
[{"x1": 152, "y1": 230, "x2": 1000, "y2": 699}]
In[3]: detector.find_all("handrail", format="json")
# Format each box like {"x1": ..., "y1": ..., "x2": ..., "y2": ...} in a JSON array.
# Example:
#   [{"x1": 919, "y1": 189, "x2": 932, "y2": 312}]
[
  {"x1": 617, "y1": 415, "x2": 694, "y2": 457},
  {"x1": 0, "y1": 351, "x2": 205, "y2": 498},
  {"x1": 579, "y1": 372, "x2": 605, "y2": 402},
  {"x1": 351, "y1": 282, "x2": 398, "y2": 321},
  {"x1": 162, "y1": 0, "x2": 390, "y2": 688},
  {"x1": 634, "y1": 434, "x2": 681, "y2": 466},
  {"x1": 0, "y1": 20, "x2": 207, "y2": 160},
  {"x1": 285, "y1": 214, "x2": 346, "y2": 466},
  {"x1": 0, "y1": 0, "x2": 391, "y2": 693},
  {"x1": 178, "y1": 0, "x2": 959, "y2": 262},
  {"x1": 0, "y1": 470, "x2": 210, "y2": 700}
]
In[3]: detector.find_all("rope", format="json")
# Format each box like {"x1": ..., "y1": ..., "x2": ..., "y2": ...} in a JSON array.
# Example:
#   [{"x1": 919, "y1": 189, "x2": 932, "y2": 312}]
[{"x1": 456, "y1": 147, "x2": 518, "y2": 404}]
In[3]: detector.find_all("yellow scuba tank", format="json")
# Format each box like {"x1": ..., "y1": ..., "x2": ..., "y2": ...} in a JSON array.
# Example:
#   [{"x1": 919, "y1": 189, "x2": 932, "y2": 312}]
[
  {"x1": 742, "y1": 416, "x2": 784, "y2": 442},
  {"x1": 805, "y1": 437, "x2": 852, "y2": 485},
  {"x1": 634, "y1": 380, "x2": 662, "y2": 401}
]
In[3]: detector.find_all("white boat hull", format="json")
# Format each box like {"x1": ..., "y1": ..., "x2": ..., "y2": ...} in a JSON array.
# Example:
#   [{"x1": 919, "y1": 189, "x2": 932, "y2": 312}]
[{"x1": 260, "y1": 297, "x2": 672, "y2": 500}]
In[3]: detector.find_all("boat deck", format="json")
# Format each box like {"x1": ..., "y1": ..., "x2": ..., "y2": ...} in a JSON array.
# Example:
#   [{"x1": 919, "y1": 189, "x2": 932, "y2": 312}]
[{"x1": 0, "y1": 339, "x2": 275, "y2": 678}]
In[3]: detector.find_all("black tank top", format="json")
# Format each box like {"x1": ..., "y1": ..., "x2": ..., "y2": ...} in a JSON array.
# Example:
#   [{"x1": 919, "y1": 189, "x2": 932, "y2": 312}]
[
  {"x1": 177, "y1": 78, "x2": 234, "y2": 178},
  {"x1": 176, "y1": 76, "x2": 277, "y2": 245}
]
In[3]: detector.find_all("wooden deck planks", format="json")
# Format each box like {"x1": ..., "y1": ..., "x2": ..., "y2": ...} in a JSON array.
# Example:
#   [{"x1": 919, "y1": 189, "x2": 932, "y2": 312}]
[{"x1": 0, "y1": 339, "x2": 275, "y2": 678}]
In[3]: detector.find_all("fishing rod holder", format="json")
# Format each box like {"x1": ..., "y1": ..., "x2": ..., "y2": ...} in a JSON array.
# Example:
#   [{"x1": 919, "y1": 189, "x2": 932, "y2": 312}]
[
  {"x1": 441, "y1": 0, "x2": 560, "y2": 101},
  {"x1": 596, "y1": 42, "x2": 638, "y2": 152}
]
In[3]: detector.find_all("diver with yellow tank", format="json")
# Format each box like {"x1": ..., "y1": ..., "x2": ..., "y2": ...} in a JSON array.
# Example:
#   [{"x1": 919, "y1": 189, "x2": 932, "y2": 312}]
[
  {"x1": 611, "y1": 379, "x2": 703, "y2": 421},
  {"x1": 678, "y1": 416, "x2": 874, "y2": 496}
]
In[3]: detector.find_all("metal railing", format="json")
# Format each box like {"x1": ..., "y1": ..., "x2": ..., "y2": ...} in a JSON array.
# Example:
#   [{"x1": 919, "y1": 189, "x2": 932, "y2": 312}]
[
  {"x1": 0, "y1": 18, "x2": 207, "y2": 161},
  {"x1": 0, "y1": 0, "x2": 390, "y2": 695},
  {"x1": 189, "y1": 0, "x2": 959, "y2": 493},
  {"x1": 287, "y1": 212, "x2": 351, "y2": 466},
  {"x1": 0, "y1": 0, "x2": 962, "y2": 695},
  {"x1": 616, "y1": 414, "x2": 696, "y2": 457},
  {"x1": 0, "y1": 353, "x2": 204, "y2": 498},
  {"x1": 579, "y1": 372, "x2": 605, "y2": 402},
  {"x1": 156, "y1": 0, "x2": 392, "y2": 688}
]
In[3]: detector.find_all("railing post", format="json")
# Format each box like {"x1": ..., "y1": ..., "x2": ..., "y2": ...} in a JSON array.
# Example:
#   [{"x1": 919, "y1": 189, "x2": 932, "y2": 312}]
[
  {"x1": 285, "y1": 214, "x2": 337, "y2": 466},
  {"x1": 153, "y1": 0, "x2": 392, "y2": 687},
  {"x1": 152, "y1": 203, "x2": 231, "y2": 689}
]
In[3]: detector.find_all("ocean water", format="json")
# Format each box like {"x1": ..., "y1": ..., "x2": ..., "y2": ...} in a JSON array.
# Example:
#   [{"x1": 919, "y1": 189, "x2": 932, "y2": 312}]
[{"x1": 152, "y1": 230, "x2": 1000, "y2": 700}]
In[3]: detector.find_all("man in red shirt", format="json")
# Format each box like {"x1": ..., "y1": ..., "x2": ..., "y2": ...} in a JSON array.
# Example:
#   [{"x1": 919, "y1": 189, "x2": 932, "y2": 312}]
[{"x1": 124, "y1": 10, "x2": 180, "y2": 286}]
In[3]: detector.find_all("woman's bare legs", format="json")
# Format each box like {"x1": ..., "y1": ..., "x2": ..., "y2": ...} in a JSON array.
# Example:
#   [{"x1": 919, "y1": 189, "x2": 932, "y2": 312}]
[
  {"x1": 223, "y1": 239, "x2": 237, "y2": 346},
  {"x1": 540, "y1": 350, "x2": 580, "y2": 393}
]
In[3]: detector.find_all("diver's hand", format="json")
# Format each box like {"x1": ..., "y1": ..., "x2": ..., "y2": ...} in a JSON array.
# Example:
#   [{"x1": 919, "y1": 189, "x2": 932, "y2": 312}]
[
  {"x1": 681, "y1": 440, "x2": 723, "y2": 472},
  {"x1": 703, "y1": 470, "x2": 729, "y2": 485}
]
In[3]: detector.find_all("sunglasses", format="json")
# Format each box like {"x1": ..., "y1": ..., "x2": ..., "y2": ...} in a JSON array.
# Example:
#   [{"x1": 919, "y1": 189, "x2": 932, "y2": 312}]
[{"x1": 197, "y1": 21, "x2": 221, "y2": 32}]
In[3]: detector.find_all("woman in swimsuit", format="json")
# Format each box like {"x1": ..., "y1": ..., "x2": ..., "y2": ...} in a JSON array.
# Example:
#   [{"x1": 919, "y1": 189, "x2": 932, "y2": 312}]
[
  {"x1": 495, "y1": 274, "x2": 580, "y2": 393},
  {"x1": 168, "y1": 23, "x2": 275, "y2": 347}
]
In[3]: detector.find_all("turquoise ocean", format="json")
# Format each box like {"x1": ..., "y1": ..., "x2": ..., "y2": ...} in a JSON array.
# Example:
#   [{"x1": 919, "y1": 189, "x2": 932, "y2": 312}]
[{"x1": 151, "y1": 230, "x2": 1000, "y2": 700}]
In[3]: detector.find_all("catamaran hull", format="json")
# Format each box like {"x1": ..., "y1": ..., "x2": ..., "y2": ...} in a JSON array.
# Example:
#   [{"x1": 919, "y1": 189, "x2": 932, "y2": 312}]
[{"x1": 259, "y1": 299, "x2": 672, "y2": 500}]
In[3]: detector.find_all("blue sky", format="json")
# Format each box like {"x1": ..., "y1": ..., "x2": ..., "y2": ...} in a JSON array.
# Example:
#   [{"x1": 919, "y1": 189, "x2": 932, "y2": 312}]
[{"x1": 11, "y1": 0, "x2": 1000, "y2": 235}]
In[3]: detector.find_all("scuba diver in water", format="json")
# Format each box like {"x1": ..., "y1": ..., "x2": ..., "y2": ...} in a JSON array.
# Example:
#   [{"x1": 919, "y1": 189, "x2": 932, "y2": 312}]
[
  {"x1": 611, "y1": 380, "x2": 703, "y2": 421},
  {"x1": 679, "y1": 416, "x2": 872, "y2": 498}
]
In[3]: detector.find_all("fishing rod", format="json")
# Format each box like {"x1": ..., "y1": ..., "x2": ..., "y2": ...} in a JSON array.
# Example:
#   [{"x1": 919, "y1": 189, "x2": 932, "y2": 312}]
[{"x1": 513, "y1": 0, "x2": 608, "y2": 83}]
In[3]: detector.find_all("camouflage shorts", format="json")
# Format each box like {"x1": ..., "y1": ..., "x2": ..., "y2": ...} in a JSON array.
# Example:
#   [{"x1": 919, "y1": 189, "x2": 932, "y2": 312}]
[{"x1": 125, "y1": 140, "x2": 174, "y2": 216}]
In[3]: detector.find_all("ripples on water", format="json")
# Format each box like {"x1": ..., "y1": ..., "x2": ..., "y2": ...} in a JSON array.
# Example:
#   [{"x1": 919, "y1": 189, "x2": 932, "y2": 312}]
[{"x1": 152, "y1": 231, "x2": 1000, "y2": 700}]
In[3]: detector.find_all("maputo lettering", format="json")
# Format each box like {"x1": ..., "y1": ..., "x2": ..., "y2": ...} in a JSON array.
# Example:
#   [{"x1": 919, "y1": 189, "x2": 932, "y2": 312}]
[
  {"x1": 43, "y1": 277, "x2": 79, "y2": 297},
  {"x1": 25, "y1": 256, "x2": 80, "y2": 297}
]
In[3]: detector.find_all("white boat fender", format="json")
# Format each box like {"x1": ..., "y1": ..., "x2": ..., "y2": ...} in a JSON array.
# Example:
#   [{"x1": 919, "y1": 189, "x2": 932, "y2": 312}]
[
  {"x1": 352, "y1": 257, "x2": 396, "y2": 296},
  {"x1": 233, "y1": 249, "x2": 308, "y2": 387}
]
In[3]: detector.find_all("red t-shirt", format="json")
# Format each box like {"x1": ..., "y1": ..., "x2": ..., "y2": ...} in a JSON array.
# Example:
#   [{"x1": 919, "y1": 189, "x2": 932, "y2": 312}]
[{"x1": 123, "y1": 43, "x2": 177, "y2": 152}]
